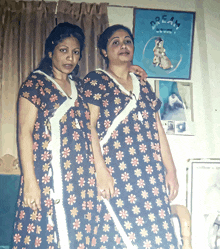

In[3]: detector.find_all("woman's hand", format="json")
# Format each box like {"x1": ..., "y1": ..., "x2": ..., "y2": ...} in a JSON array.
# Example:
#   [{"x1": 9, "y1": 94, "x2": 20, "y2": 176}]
[
  {"x1": 18, "y1": 97, "x2": 41, "y2": 210},
  {"x1": 165, "y1": 170, "x2": 179, "y2": 202},
  {"x1": 18, "y1": 98, "x2": 41, "y2": 210},
  {"x1": 23, "y1": 178, "x2": 41, "y2": 211},
  {"x1": 88, "y1": 103, "x2": 115, "y2": 200},
  {"x1": 96, "y1": 166, "x2": 114, "y2": 200},
  {"x1": 156, "y1": 112, "x2": 179, "y2": 202},
  {"x1": 129, "y1": 65, "x2": 148, "y2": 81}
]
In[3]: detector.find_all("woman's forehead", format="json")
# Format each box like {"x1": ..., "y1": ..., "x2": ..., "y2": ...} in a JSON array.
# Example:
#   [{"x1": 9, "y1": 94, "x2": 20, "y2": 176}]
[
  {"x1": 108, "y1": 30, "x2": 132, "y2": 44},
  {"x1": 110, "y1": 29, "x2": 130, "y2": 39},
  {"x1": 57, "y1": 36, "x2": 80, "y2": 47}
]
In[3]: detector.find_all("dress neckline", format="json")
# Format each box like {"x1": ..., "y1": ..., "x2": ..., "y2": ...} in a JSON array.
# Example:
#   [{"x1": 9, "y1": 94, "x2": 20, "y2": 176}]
[
  {"x1": 97, "y1": 69, "x2": 140, "y2": 101},
  {"x1": 34, "y1": 70, "x2": 75, "y2": 99}
]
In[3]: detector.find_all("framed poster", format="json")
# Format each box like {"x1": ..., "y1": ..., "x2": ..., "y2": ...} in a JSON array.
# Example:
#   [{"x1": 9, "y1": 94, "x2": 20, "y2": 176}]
[
  {"x1": 187, "y1": 159, "x2": 220, "y2": 249},
  {"x1": 133, "y1": 8, "x2": 195, "y2": 79},
  {"x1": 155, "y1": 80, "x2": 194, "y2": 135}
]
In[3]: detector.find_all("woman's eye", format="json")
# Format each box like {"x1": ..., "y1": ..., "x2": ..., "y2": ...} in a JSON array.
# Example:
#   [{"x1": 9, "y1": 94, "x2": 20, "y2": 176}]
[
  {"x1": 60, "y1": 49, "x2": 67, "y2": 52},
  {"x1": 74, "y1": 51, "x2": 80, "y2": 55},
  {"x1": 125, "y1": 40, "x2": 132, "y2": 44},
  {"x1": 112, "y1": 41, "x2": 119, "y2": 45}
]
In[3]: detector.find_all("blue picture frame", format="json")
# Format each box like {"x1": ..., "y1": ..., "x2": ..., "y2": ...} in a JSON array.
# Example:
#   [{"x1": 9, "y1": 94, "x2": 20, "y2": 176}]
[{"x1": 133, "y1": 8, "x2": 195, "y2": 79}]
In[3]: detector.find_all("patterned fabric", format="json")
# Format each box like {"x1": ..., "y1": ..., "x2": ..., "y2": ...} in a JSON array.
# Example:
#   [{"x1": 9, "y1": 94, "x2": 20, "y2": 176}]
[
  {"x1": 12, "y1": 71, "x2": 97, "y2": 249},
  {"x1": 83, "y1": 70, "x2": 178, "y2": 249}
]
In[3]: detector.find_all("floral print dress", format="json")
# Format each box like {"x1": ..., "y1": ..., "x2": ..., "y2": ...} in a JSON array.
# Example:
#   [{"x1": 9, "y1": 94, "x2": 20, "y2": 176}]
[
  {"x1": 12, "y1": 71, "x2": 97, "y2": 249},
  {"x1": 83, "y1": 70, "x2": 178, "y2": 249}
]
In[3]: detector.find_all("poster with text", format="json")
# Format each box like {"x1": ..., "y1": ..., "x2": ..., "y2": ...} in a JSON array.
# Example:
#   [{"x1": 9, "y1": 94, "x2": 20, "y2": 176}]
[{"x1": 133, "y1": 9, "x2": 195, "y2": 79}]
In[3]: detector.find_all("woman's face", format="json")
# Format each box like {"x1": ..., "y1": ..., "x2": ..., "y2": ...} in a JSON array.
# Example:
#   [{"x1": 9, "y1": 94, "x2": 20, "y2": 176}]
[
  {"x1": 49, "y1": 36, "x2": 80, "y2": 77},
  {"x1": 103, "y1": 29, "x2": 134, "y2": 66}
]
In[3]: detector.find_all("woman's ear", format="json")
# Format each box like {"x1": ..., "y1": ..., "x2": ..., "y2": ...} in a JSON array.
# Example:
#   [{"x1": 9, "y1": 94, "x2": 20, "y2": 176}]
[
  {"x1": 48, "y1": 52, "x2": 52, "y2": 58},
  {"x1": 102, "y1": 49, "x2": 107, "y2": 58}
]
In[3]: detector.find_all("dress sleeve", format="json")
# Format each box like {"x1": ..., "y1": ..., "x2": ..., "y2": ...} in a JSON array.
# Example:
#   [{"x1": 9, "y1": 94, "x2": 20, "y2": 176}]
[
  {"x1": 18, "y1": 72, "x2": 47, "y2": 111},
  {"x1": 145, "y1": 81, "x2": 162, "y2": 112},
  {"x1": 83, "y1": 70, "x2": 107, "y2": 107}
]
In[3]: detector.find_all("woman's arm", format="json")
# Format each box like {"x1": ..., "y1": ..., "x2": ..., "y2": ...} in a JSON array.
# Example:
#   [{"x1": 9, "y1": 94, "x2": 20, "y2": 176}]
[
  {"x1": 18, "y1": 97, "x2": 41, "y2": 211},
  {"x1": 156, "y1": 112, "x2": 179, "y2": 201},
  {"x1": 88, "y1": 103, "x2": 115, "y2": 200}
]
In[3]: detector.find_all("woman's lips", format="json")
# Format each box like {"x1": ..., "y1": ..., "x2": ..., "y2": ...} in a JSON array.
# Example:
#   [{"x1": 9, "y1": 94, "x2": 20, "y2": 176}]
[
  {"x1": 63, "y1": 64, "x2": 73, "y2": 69},
  {"x1": 119, "y1": 51, "x2": 130, "y2": 55}
]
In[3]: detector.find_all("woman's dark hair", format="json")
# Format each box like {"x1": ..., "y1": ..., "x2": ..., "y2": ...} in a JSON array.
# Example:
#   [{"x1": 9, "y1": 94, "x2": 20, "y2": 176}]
[
  {"x1": 37, "y1": 22, "x2": 85, "y2": 77},
  {"x1": 98, "y1": 24, "x2": 134, "y2": 67}
]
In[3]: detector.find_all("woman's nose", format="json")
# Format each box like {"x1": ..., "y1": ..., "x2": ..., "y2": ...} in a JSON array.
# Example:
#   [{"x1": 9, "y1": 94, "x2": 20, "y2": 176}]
[
  {"x1": 67, "y1": 53, "x2": 73, "y2": 60},
  {"x1": 121, "y1": 42, "x2": 126, "y2": 48}
]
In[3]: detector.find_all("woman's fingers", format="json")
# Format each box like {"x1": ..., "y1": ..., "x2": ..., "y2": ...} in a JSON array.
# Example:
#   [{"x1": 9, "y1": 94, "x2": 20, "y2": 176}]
[
  {"x1": 171, "y1": 187, "x2": 178, "y2": 201},
  {"x1": 106, "y1": 189, "x2": 111, "y2": 200},
  {"x1": 167, "y1": 183, "x2": 179, "y2": 201},
  {"x1": 98, "y1": 188, "x2": 105, "y2": 197},
  {"x1": 97, "y1": 174, "x2": 115, "y2": 200},
  {"x1": 129, "y1": 65, "x2": 148, "y2": 81},
  {"x1": 98, "y1": 188, "x2": 108, "y2": 199},
  {"x1": 97, "y1": 188, "x2": 102, "y2": 197},
  {"x1": 35, "y1": 198, "x2": 42, "y2": 211},
  {"x1": 98, "y1": 185, "x2": 114, "y2": 200},
  {"x1": 24, "y1": 197, "x2": 41, "y2": 211},
  {"x1": 109, "y1": 184, "x2": 115, "y2": 198},
  {"x1": 165, "y1": 171, "x2": 179, "y2": 202},
  {"x1": 31, "y1": 201, "x2": 37, "y2": 211},
  {"x1": 25, "y1": 198, "x2": 32, "y2": 207}
]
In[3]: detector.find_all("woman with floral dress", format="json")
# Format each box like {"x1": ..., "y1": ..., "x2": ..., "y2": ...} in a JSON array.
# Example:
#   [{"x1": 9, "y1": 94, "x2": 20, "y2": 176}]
[
  {"x1": 11, "y1": 22, "x2": 97, "y2": 249},
  {"x1": 11, "y1": 22, "x2": 148, "y2": 249},
  {"x1": 83, "y1": 25, "x2": 179, "y2": 249}
]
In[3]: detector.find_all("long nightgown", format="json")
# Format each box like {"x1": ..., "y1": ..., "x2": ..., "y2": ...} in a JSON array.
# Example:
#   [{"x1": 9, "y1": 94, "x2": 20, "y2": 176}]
[
  {"x1": 83, "y1": 69, "x2": 178, "y2": 249},
  {"x1": 12, "y1": 70, "x2": 97, "y2": 249}
]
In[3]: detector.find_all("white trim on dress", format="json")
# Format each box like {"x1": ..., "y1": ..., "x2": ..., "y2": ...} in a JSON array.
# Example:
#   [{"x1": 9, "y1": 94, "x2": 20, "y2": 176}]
[
  {"x1": 96, "y1": 69, "x2": 140, "y2": 249},
  {"x1": 34, "y1": 70, "x2": 77, "y2": 249},
  {"x1": 96, "y1": 69, "x2": 140, "y2": 152}
]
